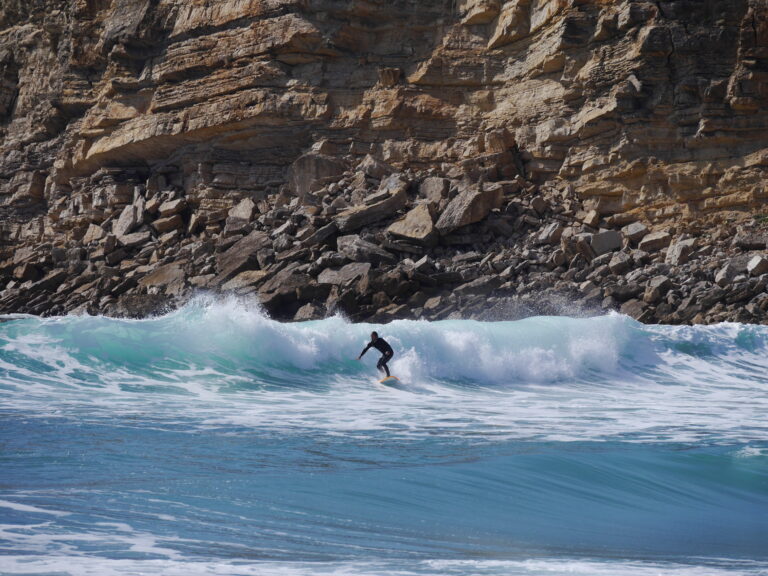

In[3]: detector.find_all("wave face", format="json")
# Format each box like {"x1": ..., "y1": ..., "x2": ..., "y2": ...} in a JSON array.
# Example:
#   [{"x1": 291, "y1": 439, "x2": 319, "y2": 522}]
[{"x1": 1, "y1": 297, "x2": 767, "y2": 576}]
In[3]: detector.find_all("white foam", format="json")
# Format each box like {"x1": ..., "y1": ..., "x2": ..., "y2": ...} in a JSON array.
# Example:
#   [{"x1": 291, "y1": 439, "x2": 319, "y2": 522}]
[
  {"x1": 2, "y1": 301, "x2": 768, "y2": 444},
  {"x1": 0, "y1": 499, "x2": 70, "y2": 517},
  {"x1": 733, "y1": 446, "x2": 766, "y2": 459},
  {"x1": 0, "y1": 557, "x2": 763, "y2": 576}
]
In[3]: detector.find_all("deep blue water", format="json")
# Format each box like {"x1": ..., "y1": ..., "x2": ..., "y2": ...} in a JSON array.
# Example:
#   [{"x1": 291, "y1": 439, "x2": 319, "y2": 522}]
[{"x1": 1, "y1": 298, "x2": 767, "y2": 575}]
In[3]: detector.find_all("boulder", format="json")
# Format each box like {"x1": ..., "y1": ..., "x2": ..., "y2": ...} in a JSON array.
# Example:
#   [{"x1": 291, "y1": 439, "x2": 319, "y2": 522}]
[
  {"x1": 419, "y1": 177, "x2": 450, "y2": 204},
  {"x1": 387, "y1": 204, "x2": 436, "y2": 245},
  {"x1": 259, "y1": 264, "x2": 308, "y2": 295},
  {"x1": 536, "y1": 222, "x2": 563, "y2": 245},
  {"x1": 573, "y1": 233, "x2": 596, "y2": 261},
  {"x1": 424, "y1": 295, "x2": 443, "y2": 311},
  {"x1": 334, "y1": 174, "x2": 408, "y2": 232},
  {"x1": 643, "y1": 275, "x2": 672, "y2": 303},
  {"x1": 114, "y1": 293, "x2": 172, "y2": 318},
  {"x1": 620, "y1": 298, "x2": 648, "y2": 320},
  {"x1": 732, "y1": 231, "x2": 768, "y2": 250},
  {"x1": 715, "y1": 260, "x2": 742, "y2": 287},
  {"x1": 228, "y1": 198, "x2": 256, "y2": 221},
  {"x1": 590, "y1": 230, "x2": 622, "y2": 256},
  {"x1": 358, "y1": 154, "x2": 393, "y2": 180},
  {"x1": 159, "y1": 198, "x2": 187, "y2": 217},
  {"x1": 12, "y1": 246, "x2": 37, "y2": 266},
  {"x1": 118, "y1": 230, "x2": 152, "y2": 249},
  {"x1": 224, "y1": 198, "x2": 256, "y2": 236},
  {"x1": 152, "y1": 214, "x2": 183, "y2": 234},
  {"x1": 581, "y1": 209, "x2": 600, "y2": 228},
  {"x1": 435, "y1": 184, "x2": 503, "y2": 234},
  {"x1": 82, "y1": 224, "x2": 106, "y2": 244},
  {"x1": 318, "y1": 262, "x2": 371, "y2": 286},
  {"x1": 622, "y1": 221, "x2": 649, "y2": 244},
  {"x1": 215, "y1": 230, "x2": 271, "y2": 282},
  {"x1": 294, "y1": 303, "x2": 323, "y2": 321},
  {"x1": 221, "y1": 270, "x2": 270, "y2": 291},
  {"x1": 337, "y1": 235, "x2": 397, "y2": 265},
  {"x1": 530, "y1": 196, "x2": 547, "y2": 215},
  {"x1": 138, "y1": 263, "x2": 186, "y2": 296},
  {"x1": 747, "y1": 255, "x2": 768, "y2": 277},
  {"x1": 113, "y1": 205, "x2": 138, "y2": 238},
  {"x1": 301, "y1": 222, "x2": 338, "y2": 247},
  {"x1": 665, "y1": 238, "x2": 696, "y2": 266},
  {"x1": 30, "y1": 269, "x2": 67, "y2": 292},
  {"x1": 454, "y1": 275, "x2": 502, "y2": 296},
  {"x1": 638, "y1": 231, "x2": 672, "y2": 252},
  {"x1": 608, "y1": 251, "x2": 632, "y2": 275}
]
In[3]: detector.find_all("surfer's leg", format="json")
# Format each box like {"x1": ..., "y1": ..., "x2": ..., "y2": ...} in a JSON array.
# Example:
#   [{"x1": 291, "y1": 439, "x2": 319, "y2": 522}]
[
  {"x1": 378, "y1": 352, "x2": 392, "y2": 377},
  {"x1": 377, "y1": 355, "x2": 390, "y2": 377}
]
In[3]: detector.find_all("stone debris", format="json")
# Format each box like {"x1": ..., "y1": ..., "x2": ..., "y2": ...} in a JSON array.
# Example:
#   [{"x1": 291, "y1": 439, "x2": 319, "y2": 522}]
[
  {"x1": 2, "y1": 157, "x2": 767, "y2": 326},
  {"x1": 435, "y1": 185, "x2": 504, "y2": 234},
  {"x1": 638, "y1": 231, "x2": 672, "y2": 253},
  {"x1": 747, "y1": 255, "x2": 768, "y2": 277}
]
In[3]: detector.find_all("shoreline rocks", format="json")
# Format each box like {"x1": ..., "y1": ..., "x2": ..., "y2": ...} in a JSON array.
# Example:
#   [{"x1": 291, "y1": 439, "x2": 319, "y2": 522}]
[{"x1": 3, "y1": 158, "x2": 768, "y2": 326}]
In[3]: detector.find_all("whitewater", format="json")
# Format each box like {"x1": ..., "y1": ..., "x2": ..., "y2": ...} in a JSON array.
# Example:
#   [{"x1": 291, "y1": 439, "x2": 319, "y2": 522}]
[{"x1": 1, "y1": 297, "x2": 767, "y2": 576}]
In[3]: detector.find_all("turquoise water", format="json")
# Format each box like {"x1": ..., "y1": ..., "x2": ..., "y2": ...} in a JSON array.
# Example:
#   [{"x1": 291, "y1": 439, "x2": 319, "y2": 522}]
[{"x1": 1, "y1": 297, "x2": 767, "y2": 575}]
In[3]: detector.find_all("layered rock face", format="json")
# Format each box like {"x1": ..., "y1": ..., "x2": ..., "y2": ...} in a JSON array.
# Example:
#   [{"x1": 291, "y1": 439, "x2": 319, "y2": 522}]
[{"x1": 1, "y1": 0, "x2": 768, "y2": 321}]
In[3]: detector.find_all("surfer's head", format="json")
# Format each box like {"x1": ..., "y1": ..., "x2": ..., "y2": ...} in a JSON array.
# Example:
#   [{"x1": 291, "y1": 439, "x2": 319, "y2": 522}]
[{"x1": 371, "y1": 331, "x2": 378, "y2": 341}]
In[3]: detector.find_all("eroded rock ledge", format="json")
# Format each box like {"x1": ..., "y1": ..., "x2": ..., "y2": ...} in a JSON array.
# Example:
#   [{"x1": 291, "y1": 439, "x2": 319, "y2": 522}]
[{"x1": 1, "y1": 0, "x2": 767, "y2": 323}]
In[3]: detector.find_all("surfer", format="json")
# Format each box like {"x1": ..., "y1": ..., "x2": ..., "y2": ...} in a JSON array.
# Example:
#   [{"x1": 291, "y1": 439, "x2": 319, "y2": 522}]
[{"x1": 358, "y1": 331, "x2": 394, "y2": 377}]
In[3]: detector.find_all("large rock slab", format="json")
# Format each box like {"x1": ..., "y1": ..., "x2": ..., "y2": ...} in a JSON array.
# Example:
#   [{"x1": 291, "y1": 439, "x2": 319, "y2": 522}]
[
  {"x1": 337, "y1": 235, "x2": 396, "y2": 265},
  {"x1": 82, "y1": 224, "x2": 106, "y2": 244},
  {"x1": 536, "y1": 222, "x2": 563, "y2": 245},
  {"x1": 747, "y1": 255, "x2": 768, "y2": 276},
  {"x1": 159, "y1": 199, "x2": 187, "y2": 217},
  {"x1": 138, "y1": 263, "x2": 186, "y2": 296},
  {"x1": 152, "y1": 214, "x2": 183, "y2": 234},
  {"x1": 318, "y1": 262, "x2": 371, "y2": 286},
  {"x1": 215, "y1": 230, "x2": 271, "y2": 282},
  {"x1": 301, "y1": 222, "x2": 338, "y2": 247},
  {"x1": 221, "y1": 270, "x2": 270, "y2": 291},
  {"x1": 589, "y1": 230, "x2": 622, "y2": 256},
  {"x1": 118, "y1": 230, "x2": 152, "y2": 249},
  {"x1": 733, "y1": 231, "x2": 768, "y2": 250},
  {"x1": 715, "y1": 258, "x2": 747, "y2": 287},
  {"x1": 113, "y1": 205, "x2": 138, "y2": 238},
  {"x1": 334, "y1": 174, "x2": 408, "y2": 233},
  {"x1": 387, "y1": 204, "x2": 436, "y2": 245},
  {"x1": 621, "y1": 222, "x2": 649, "y2": 244},
  {"x1": 228, "y1": 198, "x2": 256, "y2": 221},
  {"x1": 419, "y1": 177, "x2": 450, "y2": 204},
  {"x1": 358, "y1": 154, "x2": 393, "y2": 180},
  {"x1": 666, "y1": 238, "x2": 696, "y2": 266},
  {"x1": 435, "y1": 185, "x2": 503, "y2": 234},
  {"x1": 638, "y1": 231, "x2": 672, "y2": 252},
  {"x1": 644, "y1": 275, "x2": 672, "y2": 303}
]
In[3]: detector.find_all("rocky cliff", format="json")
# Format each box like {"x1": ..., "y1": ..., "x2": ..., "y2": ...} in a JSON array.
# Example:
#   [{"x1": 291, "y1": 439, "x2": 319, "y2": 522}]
[{"x1": 1, "y1": 0, "x2": 768, "y2": 323}]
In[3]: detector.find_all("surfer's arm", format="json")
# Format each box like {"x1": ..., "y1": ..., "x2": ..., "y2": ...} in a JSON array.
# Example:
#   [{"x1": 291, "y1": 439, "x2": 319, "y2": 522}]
[{"x1": 358, "y1": 342, "x2": 372, "y2": 359}]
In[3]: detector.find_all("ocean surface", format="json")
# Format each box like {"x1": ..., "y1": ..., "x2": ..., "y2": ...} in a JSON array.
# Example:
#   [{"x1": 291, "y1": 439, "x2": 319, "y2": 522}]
[{"x1": 1, "y1": 297, "x2": 767, "y2": 576}]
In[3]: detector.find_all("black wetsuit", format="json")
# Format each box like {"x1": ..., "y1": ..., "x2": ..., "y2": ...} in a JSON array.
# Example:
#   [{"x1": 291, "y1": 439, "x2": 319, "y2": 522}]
[{"x1": 360, "y1": 338, "x2": 394, "y2": 377}]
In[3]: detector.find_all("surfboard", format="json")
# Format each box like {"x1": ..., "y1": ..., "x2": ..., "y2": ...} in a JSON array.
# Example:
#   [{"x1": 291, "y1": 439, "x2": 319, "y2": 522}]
[{"x1": 379, "y1": 376, "x2": 400, "y2": 384}]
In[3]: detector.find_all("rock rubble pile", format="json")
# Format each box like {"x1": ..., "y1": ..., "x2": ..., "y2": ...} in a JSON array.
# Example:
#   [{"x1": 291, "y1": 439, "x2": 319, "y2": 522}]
[{"x1": 4, "y1": 151, "x2": 768, "y2": 324}]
